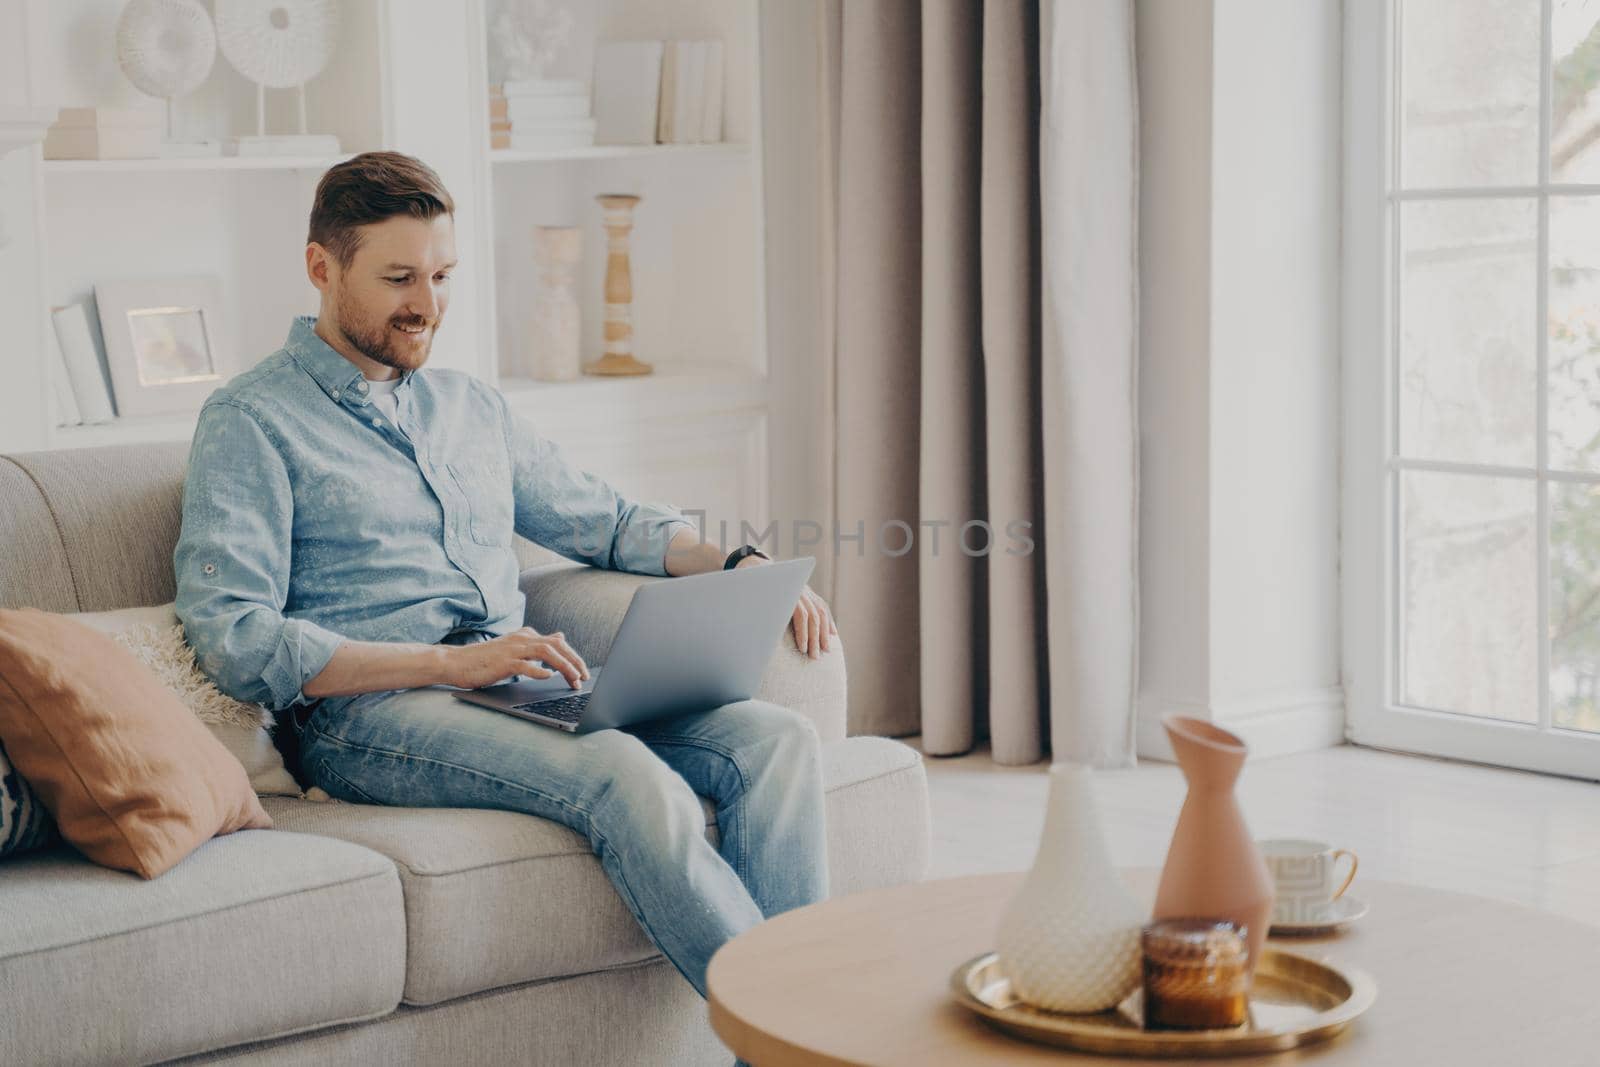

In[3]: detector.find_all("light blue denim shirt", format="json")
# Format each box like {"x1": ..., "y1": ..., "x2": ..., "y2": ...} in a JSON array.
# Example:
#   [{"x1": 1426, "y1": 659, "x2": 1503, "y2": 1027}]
[{"x1": 174, "y1": 316, "x2": 691, "y2": 714}]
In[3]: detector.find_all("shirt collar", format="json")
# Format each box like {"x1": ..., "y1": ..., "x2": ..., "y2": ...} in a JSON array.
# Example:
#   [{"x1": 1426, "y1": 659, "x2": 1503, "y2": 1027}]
[{"x1": 284, "y1": 316, "x2": 413, "y2": 403}]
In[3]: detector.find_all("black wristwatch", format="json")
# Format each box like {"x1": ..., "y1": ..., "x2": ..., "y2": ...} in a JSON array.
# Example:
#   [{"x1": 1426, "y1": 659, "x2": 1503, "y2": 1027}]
[{"x1": 724, "y1": 545, "x2": 771, "y2": 570}]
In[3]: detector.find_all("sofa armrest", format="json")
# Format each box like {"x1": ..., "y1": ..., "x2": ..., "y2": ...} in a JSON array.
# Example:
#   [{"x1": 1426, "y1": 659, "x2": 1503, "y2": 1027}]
[{"x1": 517, "y1": 562, "x2": 848, "y2": 742}]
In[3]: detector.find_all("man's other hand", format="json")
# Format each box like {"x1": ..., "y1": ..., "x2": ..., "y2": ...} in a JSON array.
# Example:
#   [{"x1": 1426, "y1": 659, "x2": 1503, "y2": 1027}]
[
  {"x1": 735, "y1": 554, "x2": 838, "y2": 660},
  {"x1": 446, "y1": 627, "x2": 590, "y2": 690}
]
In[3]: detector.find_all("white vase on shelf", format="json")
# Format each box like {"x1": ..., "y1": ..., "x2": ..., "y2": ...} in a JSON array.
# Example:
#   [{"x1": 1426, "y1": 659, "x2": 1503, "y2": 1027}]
[
  {"x1": 528, "y1": 225, "x2": 582, "y2": 381},
  {"x1": 995, "y1": 762, "x2": 1143, "y2": 1014}
]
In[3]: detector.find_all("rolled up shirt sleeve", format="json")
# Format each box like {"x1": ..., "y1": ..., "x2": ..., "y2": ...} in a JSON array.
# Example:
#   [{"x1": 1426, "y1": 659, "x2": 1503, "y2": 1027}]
[
  {"x1": 175, "y1": 399, "x2": 345, "y2": 712},
  {"x1": 500, "y1": 396, "x2": 693, "y2": 575}
]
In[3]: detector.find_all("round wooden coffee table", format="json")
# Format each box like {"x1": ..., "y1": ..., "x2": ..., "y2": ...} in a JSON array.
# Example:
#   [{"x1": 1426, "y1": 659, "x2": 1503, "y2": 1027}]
[{"x1": 707, "y1": 871, "x2": 1600, "y2": 1066}]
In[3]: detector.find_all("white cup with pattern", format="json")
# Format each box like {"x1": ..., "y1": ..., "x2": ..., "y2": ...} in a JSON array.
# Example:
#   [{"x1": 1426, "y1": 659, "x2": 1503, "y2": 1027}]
[{"x1": 1258, "y1": 838, "x2": 1359, "y2": 924}]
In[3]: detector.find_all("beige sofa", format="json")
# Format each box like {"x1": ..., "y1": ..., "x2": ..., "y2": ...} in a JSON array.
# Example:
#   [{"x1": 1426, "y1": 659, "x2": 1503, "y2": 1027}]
[{"x1": 0, "y1": 443, "x2": 931, "y2": 1066}]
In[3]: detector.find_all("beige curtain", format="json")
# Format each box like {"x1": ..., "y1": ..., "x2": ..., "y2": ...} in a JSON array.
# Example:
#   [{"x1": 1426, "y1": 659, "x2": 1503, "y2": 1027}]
[{"x1": 818, "y1": 0, "x2": 1138, "y2": 767}]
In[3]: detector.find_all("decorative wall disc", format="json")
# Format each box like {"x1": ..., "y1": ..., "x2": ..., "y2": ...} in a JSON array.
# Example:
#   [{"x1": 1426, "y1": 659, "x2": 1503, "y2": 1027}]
[
  {"x1": 213, "y1": 0, "x2": 339, "y2": 89},
  {"x1": 115, "y1": 0, "x2": 217, "y2": 99}
]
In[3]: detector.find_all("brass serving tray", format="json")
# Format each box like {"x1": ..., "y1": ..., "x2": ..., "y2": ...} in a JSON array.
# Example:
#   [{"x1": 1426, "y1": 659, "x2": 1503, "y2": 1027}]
[{"x1": 950, "y1": 948, "x2": 1376, "y2": 1058}]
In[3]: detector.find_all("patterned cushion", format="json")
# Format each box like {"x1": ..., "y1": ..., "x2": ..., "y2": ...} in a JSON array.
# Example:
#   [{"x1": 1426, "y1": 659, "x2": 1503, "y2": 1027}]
[{"x1": 0, "y1": 740, "x2": 55, "y2": 857}]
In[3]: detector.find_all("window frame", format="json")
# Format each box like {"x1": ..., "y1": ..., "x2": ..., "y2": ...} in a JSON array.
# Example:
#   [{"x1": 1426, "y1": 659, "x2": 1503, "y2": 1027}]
[{"x1": 1342, "y1": 0, "x2": 1600, "y2": 780}]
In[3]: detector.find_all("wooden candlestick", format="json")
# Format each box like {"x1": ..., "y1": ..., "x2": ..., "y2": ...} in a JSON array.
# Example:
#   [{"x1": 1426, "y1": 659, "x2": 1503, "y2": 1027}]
[{"x1": 586, "y1": 193, "x2": 653, "y2": 377}]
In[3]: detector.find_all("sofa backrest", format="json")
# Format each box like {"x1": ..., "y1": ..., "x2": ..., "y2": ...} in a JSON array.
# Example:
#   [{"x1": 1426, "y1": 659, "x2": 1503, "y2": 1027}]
[
  {"x1": 1, "y1": 441, "x2": 556, "y2": 616},
  {"x1": 1, "y1": 443, "x2": 191, "y2": 614}
]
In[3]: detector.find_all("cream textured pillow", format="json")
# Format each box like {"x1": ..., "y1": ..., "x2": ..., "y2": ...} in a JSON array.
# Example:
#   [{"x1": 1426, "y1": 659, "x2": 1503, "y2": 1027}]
[{"x1": 70, "y1": 605, "x2": 301, "y2": 796}]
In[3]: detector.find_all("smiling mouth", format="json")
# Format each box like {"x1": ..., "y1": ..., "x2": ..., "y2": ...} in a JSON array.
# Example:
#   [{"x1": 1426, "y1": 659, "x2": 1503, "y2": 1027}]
[{"x1": 393, "y1": 322, "x2": 429, "y2": 336}]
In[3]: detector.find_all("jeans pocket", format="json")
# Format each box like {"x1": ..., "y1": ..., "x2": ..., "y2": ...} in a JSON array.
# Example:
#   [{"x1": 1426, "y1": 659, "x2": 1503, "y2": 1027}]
[{"x1": 311, "y1": 757, "x2": 384, "y2": 806}]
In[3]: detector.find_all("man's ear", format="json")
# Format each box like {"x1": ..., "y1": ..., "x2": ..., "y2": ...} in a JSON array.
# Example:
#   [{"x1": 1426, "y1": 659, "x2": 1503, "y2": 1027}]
[{"x1": 306, "y1": 243, "x2": 335, "y2": 292}]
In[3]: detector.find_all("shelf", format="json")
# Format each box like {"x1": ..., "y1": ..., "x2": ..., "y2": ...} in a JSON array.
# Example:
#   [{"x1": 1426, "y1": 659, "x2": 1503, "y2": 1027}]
[
  {"x1": 44, "y1": 366, "x2": 766, "y2": 451},
  {"x1": 499, "y1": 363, "x2": 766, "y2": 425},
  {"x1": 41, "y1": 154, "x2": 354, "y2": 175},
  {"x1": 491, "y1": 143, "x2": 750, "y2": 164},
  {"x1": 50, "y1": 412, "x2": 200, "y2": 451}
]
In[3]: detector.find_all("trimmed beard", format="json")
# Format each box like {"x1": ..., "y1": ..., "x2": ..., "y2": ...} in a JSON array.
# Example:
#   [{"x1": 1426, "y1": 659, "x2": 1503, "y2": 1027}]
[{"x1": 334, "y1": 288, "x2": 437, "y2": 373}]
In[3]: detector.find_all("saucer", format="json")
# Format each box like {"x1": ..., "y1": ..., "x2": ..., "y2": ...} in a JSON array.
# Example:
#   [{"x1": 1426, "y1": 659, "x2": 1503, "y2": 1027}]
[{"x1": 1270, "y1": 896, "x2": 1369, "y2": 937}]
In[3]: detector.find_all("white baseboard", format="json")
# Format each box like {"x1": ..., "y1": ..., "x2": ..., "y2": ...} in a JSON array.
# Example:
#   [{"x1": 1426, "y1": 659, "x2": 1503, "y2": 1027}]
[{"x1": 1136, "y1": 687, "x2": 1346, "y2": 762}]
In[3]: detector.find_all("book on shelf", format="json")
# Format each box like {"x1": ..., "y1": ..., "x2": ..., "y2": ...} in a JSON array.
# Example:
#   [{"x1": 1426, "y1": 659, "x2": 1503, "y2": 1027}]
[
  {"x1": 48, "y1": 324, "x2": 83, "y2": 428},
  {"x1": 45, "y1": 106, "x2": 170, "y2": 160},
  {"x1": 50, "y1": 304, "x2": 116, "y2": 424},
  {"x1": 228, "y1": 134, "x2": 342, "y2": 158},
  {"x1": 680, "y1": 42, "x2": 706, "y2": 144},
  {"x1": 701, "y1": 40, "x2": 725, "y2": 143},
  {"x1": 657, "y1": 44, "x2": 680, "y2": 143},
  {"x1": 53, "y1": 107, "x2": 163, "y2": 130},
  {"x1": 508, "y1": 116, "x2": 595, "y2": 135},
  {"x1": 501, "y1": 78, "x2": 587, "y2": 98},
  {"x1": 507, "y1": 95, "x2": 591, "y2": 123},
  {"x1": 44, "y1": 127, "x2": 161, "y2": 160},
  {"x1": 656, "y1": 40, "x2": 724, "y2": 145},
  {"x1": 508, "y1": 128, "x2": 598, "y2": 152},
  {"x1": 593, "y1": 41, "x2": 665, "y2": 145}
]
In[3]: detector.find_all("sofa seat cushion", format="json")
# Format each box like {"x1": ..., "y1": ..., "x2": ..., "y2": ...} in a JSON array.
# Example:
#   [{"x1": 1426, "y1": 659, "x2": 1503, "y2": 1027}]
[
  {"x1": 0, "y1": 829, "x2": 404, "y2": 1067},
  {"x1": 261, "y1": 735, "x2": 931, "y2": 1007}
]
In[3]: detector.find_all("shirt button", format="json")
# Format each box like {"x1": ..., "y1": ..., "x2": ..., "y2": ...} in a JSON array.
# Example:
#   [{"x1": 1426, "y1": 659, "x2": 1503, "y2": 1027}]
[
  {"x1": 357, "y1": 381, "x2": 369, "y2": 393},
  {"x1": 202, "y1": 563, "x2": 216, "y2": 575},
  {"x1": 371, "y1": 418, "x2": 382, "y2": 428},
  {"x1": 331, "y1": 389, "x2": 341, "y2": 400}
]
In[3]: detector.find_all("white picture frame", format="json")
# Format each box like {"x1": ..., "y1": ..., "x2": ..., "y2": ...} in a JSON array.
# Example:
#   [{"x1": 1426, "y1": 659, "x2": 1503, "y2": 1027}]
[{"x1": 94, "y1": 276, "x2": 229, "y2": 418}]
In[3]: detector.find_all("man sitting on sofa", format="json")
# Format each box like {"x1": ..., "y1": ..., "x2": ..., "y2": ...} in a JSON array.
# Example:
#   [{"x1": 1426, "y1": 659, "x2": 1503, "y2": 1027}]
[{"x1": 173, "y1": 151, "x2": 836, "y2": 999}]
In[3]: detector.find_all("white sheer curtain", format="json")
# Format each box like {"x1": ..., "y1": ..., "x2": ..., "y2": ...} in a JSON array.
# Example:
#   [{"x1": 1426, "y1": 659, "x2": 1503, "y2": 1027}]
[{"x1": 1040, "y1": 0, "x2": 1140, "y2": 767}]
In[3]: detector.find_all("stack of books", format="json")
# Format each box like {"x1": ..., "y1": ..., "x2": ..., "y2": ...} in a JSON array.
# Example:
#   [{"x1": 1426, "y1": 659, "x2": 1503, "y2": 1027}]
[
  {"x1": 491, "y1": 79, "x2": 596, "y2": 152},
  {"x1": 43, "y1": 107, "x2": 162, "y2": 160}
]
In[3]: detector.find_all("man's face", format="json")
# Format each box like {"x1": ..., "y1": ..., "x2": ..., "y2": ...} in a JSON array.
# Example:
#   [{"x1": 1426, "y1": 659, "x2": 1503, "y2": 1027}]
[{"x1": 313, "y1": 214, "x2": 457, "y2": 376}]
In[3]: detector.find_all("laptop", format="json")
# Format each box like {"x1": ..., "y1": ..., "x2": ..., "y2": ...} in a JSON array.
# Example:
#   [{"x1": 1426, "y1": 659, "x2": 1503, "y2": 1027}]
[{"x1": 453, "y1": 557, "x2": 816, "y2": 733}]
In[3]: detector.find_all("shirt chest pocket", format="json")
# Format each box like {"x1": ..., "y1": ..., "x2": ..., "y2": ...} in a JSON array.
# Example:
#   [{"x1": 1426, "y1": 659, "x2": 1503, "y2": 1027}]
[{"x1": 446, "y1": 457, "x2": 514, "y2": 547}]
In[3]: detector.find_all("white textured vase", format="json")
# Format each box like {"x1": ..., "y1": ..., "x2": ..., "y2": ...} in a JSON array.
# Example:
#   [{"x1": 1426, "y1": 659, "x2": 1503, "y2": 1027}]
[
  {"x1": 996, "y1": 763, "x2": 1143, "y2": 1013},
  {"x1": 529, "y1": 225, "x2": 582, "y2": 381}
]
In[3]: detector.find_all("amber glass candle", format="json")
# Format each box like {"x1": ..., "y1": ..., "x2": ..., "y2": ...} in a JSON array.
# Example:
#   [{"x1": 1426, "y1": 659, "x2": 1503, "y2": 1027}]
[{"x1": 1140, "y1": 919, "x2": 1250, "y2": 1030}]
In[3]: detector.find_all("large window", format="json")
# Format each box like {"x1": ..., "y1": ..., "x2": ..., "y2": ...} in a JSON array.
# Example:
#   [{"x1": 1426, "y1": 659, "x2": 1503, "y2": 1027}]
[{"x1": 1345, "y1": 0, "x2": 1600, "y2": 778}]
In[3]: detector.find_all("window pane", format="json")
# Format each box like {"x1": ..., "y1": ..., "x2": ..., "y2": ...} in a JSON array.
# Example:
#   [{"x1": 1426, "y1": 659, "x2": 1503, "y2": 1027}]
[
  {"x1": 1401, "y1": 0, "x2": 1541, "y2": 188},
  {"x1": 1401, "y1": 471, "x2": 1538, "y2": 722},
  {"x1": 1551, "y1": 1, "x2": 1600, "y2": 182},
  {"x1": 1551, "y1": 481, "x2": 1600, "y2": 732},
  {"x1": 1548, "y1": 197, "x2": 1600, "y2": 471},
  {"x1": 1399, "y1": 199, "x2": 1538, "y2": 466}
]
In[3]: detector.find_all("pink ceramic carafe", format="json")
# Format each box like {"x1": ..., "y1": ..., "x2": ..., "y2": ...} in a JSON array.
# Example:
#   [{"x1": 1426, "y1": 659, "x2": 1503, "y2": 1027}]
[{"x1": 1152, "y1": 714, "x2": 1275, "y2": 974}]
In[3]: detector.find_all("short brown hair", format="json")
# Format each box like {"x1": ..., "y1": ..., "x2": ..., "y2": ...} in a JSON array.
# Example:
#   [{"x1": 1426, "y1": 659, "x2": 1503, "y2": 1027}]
[{"x1": 308, "y1": 151, "x2": 455, "y2": 267}]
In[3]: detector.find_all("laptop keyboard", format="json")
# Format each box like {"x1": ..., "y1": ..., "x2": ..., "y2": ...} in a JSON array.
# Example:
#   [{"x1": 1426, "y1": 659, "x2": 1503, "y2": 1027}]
[{"x1": 513, "y1": 692, "x2": 590, "y2": 725}]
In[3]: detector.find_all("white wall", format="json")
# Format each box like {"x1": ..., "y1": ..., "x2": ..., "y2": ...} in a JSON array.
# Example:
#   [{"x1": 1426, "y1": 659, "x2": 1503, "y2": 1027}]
[
  {"x1": 1209, "y1": 0, "x2": 1342, "y2": 727},
  {"x1": 1137, "y1": 0, "x2": 1345, "y2": 758},
  {"x1": 1136, "y1": 0, "x2": 1216, "y2": 737},
  {"x1": 759, "y1": 0, "x2": 834, "y2": 595}
]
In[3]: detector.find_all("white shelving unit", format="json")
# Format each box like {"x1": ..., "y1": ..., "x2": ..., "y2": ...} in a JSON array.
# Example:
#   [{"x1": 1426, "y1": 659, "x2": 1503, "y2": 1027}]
[
  {"x1": 490, "y1": 143, "x2": 750, "y2": 164},
  {"x1": 0, "y1": 0, "x2": 773, "y2": 537},
  {"x1": 41, "y1": 155, "x2": 354, "y2": 174}
]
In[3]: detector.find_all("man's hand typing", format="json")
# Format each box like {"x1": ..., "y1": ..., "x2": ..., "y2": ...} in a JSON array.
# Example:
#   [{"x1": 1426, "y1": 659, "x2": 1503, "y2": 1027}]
[{"x1": 443, "y1": 627, "x2": 590, "y2": 690}]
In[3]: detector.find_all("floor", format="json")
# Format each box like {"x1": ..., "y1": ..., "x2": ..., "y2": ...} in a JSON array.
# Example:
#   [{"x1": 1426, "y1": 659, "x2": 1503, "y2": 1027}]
[{"x1": 915, "y1": 740, "x2": 1600, "y2": 928}]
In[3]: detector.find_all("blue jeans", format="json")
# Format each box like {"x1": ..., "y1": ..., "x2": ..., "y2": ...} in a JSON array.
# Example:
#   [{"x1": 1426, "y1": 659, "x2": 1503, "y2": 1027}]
[{"x1": 297, "y1": 687, "x2": 829, "y2": 997}]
